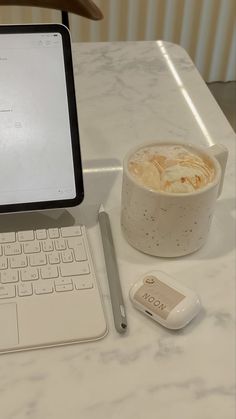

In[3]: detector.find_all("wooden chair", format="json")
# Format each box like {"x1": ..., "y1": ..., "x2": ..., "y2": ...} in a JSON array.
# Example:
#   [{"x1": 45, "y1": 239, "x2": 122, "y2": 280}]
[{"x1": 0, "y1": 0, "x2": 103, "y2": 28}]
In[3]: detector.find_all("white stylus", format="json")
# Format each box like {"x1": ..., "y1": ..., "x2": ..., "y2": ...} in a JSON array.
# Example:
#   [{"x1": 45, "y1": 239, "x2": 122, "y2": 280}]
[{"x1": 98, "y1": 205, "x2": 127, "y2": 333}]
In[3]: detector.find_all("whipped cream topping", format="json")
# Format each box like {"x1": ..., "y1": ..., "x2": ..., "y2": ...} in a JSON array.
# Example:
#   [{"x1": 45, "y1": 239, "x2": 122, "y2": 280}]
[{"x1": 128, "y1": 145, "x2": 215, "y2": 193}]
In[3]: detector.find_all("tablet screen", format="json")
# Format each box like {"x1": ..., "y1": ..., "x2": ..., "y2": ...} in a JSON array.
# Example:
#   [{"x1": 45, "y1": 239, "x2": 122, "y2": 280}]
[{"x1": 0, "y1": 25, "x2": 83, "y2": 212}]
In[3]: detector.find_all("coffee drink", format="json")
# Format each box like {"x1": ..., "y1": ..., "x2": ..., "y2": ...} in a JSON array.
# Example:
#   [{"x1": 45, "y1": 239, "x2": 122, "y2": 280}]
[
  {"x1": 128, "y1": 144, "x2": 215, "y2": 193},
  {"x1": 122, "y1": 141, "x2": 227, "y2": 257}
]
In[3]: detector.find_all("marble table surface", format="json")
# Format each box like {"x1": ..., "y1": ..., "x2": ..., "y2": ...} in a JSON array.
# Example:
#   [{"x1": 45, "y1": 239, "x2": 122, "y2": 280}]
[{"x1": 1, "y1": 41, "x2": 235, "y2": 419}]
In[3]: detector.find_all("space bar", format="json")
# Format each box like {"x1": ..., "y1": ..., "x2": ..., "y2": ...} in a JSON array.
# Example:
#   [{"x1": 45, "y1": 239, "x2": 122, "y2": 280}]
[{"x1": 60, "y1": 262, "x2": 90, "y2": 277}]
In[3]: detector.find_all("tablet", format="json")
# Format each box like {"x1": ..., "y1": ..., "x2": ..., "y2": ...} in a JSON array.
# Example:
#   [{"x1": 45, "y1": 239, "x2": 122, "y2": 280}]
[{"x1": 0, "y1": 24, "x2": 84, "y2": 213}]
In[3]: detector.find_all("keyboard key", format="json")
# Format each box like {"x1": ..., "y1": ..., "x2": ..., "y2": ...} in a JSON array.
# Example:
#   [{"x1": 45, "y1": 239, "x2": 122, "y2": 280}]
[
  {"x1": 60, "y1": 262, "x2": 90, "y2": 277},
  {"x1": 4, "y1": 243, "x2": 21, "y2": 256},
  {"x1": 0, "y1": 232, "x2": 15, "y2": 244},
  {"x1": 67, "y1": 236, "x2": 83, "y2": 249},
  {"x1": 1, "y1": 270, "x2": 19, "y2": 283},
  {"x1": 0, "y1": 284, "x2": 15, "y2": 299},
  {"x1": 21, "y1": 267, "x2": 39, "y2": 281},
  {"x1": 48, "y1": 252, "x2": 60, "y2": 265},
  {"x1": 40, "y1": 265, "x2": 58, "y2": 279},
  {"x1": 74, "y1": 276, "x2": 93, "y2": 290},
  {"x1": 54, "y1": 238, "x2": 66, "y2": 251},
  {"x1": 48, "y1": 228, "x2": 60, "y2": 239},
  {"x1": 30, "y1": 253, "x2": 47, "y2": 267},
  {"x1": 18, "y1": 230, "x2": 34, "y2": 242},
  {"x1": 36, "y1": 229, "x2": 47, "y2": 240},
  {"x1": 0, "y1": 257, "x2": 8, "y2": 270},
  {"x1": 55, "y1": 283, "x2": 73, "y2": 292},
  {"x1": 23, "y1": 241, "x2": 41, "y2": 254},
  {"x1": 34, "y1": 281, "x2": 54, "y2": 295},
  {"x1": 61, "y1": 250, "x2": 74, "y2": 263},
  {"x1": 73, "y1": 243, "x2": 87, "y2": 262},
  {"x1": 10, "y1": 255, "x2": 27, "y2": 269},
  {"x1": 61, "y1": 226, "x2": 81, "y2": 237},
  {"x1": 42, "y1": 240, "x2": 54, "y2": 252},
  {"x1": 18, "y1": 283, "x2": 33, "y2": 297}
]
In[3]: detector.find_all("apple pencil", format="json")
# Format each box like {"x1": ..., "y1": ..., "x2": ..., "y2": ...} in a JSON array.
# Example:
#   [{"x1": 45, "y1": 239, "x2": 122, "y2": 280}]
[{"x1": 98, "y1": 205, "x2": 127, "y2": 333}]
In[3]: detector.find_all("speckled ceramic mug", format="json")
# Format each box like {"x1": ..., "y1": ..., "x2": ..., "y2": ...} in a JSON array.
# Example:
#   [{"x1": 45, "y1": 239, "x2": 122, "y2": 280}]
[{"x1": 121, "y1": 141, "x2": 228, "y2": 257}]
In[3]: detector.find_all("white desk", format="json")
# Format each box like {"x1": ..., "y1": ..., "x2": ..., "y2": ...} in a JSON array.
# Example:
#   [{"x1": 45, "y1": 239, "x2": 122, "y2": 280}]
[{"x1": 1, "y1": 41, "x2": 235, "y2": 419}]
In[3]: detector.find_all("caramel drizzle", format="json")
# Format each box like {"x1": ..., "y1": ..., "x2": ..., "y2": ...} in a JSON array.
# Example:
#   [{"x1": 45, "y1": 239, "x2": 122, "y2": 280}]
[{"x1": 129, "y1": 152, "x2": 215, "y2": 192}]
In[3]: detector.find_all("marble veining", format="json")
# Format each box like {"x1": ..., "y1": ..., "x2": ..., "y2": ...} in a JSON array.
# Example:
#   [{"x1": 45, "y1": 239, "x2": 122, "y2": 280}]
[{"x1": 0, "y1": 41, "x2": 235, "y2": 419}]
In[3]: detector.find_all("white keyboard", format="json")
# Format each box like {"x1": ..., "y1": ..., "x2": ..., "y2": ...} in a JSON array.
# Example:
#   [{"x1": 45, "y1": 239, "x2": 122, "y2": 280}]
[{"x1": 0, "y1": 226, "x2": 95, "y2": 300}]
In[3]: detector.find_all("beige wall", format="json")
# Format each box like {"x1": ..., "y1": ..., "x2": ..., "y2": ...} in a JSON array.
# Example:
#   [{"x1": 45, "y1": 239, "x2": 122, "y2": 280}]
[{"x1": 0, "y1": 0, "x2": 235, "y2": 81}]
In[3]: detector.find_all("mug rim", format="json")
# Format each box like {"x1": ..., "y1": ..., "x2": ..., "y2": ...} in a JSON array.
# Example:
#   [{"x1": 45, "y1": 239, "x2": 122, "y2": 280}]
[{"x1": 123, "y1": 140, "x2": 222, "y2": 197}]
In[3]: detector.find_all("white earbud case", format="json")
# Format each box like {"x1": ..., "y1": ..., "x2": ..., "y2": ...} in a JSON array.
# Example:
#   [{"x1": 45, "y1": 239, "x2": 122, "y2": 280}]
[{"x1": 130, "y1": 270, "x2": 201, "y2": 329}]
